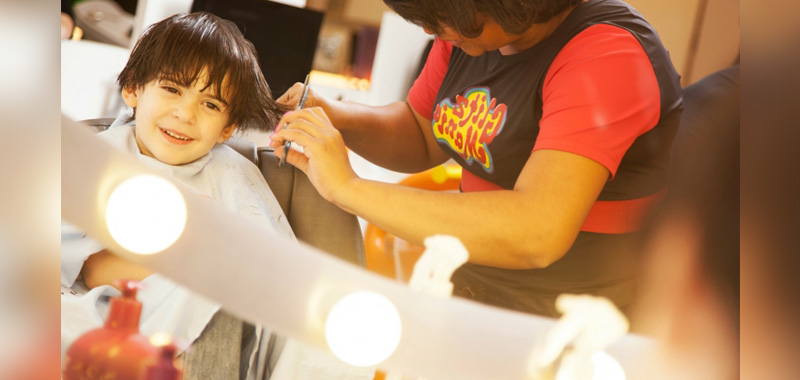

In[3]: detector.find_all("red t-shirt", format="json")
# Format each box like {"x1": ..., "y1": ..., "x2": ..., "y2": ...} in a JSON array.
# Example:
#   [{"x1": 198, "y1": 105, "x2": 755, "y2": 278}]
[
  {"x1": 405, "y1": 0, "x2": 684, "y2": 317},
  {"x1": 408, "y1": 24, "x2": 666, "y2": 233}
]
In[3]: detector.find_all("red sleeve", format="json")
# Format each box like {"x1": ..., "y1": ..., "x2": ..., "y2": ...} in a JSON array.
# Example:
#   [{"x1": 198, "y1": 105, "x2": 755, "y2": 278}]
[
  {"x1": 408, "y1": 37, "x2": 453, "y2": 119},
  {"x1": 534, "y1": 24, "x2": 661, "y2": 178}
]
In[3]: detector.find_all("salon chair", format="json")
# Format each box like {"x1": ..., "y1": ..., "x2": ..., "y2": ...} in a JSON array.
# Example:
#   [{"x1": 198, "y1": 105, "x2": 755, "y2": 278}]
[{"x1": 81, "y1": 118, "x2": 365, "y2": 379}]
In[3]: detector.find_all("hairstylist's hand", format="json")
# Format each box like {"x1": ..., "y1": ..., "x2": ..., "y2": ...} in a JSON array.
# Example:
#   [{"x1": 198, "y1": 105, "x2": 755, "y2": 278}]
[
  {"x1": 269, "y1": 107, "x2": 358, "y2": 203},
  {"x1": 277, "y1": 81, "x2": 327, "y2": 112}
]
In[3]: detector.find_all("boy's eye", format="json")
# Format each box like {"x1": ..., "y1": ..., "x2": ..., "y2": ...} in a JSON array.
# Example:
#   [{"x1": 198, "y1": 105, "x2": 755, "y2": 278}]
[
  {"x1": 205, "y1": 102, "x2": 221, "y2": 111},
  {"x1": 161, "y1": 86, "x2": 180, "y2": 94}
]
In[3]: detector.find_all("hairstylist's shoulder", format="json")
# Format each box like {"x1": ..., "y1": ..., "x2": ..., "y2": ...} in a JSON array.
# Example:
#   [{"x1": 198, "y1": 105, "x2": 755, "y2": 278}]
[
  {"x1": 431, "y1": 37, "x2": 454, "y2": 58},
  {"x1": 544, "y1": 24, "x2": 656, "y2": 90},
  {"x1": 537, "y1": 24, "x2": 660, "y2": 176},
  {"x1": 408, "y1": 37, "x2": 454, "y2": 118},
  {"x1": 542, "y1": 23, "x2": 660, "y2": 119}
]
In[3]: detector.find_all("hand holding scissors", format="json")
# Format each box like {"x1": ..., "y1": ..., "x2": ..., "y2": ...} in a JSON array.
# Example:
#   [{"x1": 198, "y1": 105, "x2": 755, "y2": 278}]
[{"x1": 279, "y1": 74, "x2": 310, "y2": 167}]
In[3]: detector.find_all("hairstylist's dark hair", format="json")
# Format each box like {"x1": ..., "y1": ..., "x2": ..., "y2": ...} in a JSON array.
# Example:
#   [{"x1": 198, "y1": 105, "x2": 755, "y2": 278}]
[
  {"x1": 117, "y1": 12, "x2": 288, "y2": 132},
  {"x1": 383, "y1": 0, "x2": 582, "y2": 38}
]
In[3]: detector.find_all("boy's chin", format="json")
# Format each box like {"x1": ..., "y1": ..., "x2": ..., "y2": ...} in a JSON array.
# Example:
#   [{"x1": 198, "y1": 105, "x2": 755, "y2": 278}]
[{"x1": 151, "y1": 152, "x2": 196, "y2": 166}]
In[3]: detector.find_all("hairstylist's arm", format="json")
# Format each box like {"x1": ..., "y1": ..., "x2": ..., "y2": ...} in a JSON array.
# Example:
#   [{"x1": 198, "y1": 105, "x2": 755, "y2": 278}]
[
  {"x1": 271, "y1": 108, "x2": 609, "y2": 269},
  {"x1": 278, "y1": 85, "x2": 448, "y2": 172}
]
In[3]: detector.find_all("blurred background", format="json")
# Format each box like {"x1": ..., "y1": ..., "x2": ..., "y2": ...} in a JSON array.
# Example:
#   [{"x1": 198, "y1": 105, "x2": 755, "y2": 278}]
[
  {"x1": 60, "y1": 0, "x2": 740, "y2": 112},
  {"x1": 16, "y1": 0, "x2": 800, "y2": 379}
]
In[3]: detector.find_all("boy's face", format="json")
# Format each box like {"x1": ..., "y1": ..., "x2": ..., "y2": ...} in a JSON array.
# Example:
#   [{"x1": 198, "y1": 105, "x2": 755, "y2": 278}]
[{"x1": 122, "y1": 71, "x2": 237, "y2": 165}]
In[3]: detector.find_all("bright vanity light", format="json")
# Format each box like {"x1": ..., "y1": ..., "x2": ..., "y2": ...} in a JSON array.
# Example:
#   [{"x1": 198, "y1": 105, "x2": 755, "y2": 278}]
[
  {"x1": 325, "y1": 291, "x2": 402, "y2": 366},
  {"x1": 105, "y1": 175, "x2": 186, "y2": 254},
  {"x1": 591, "y1": 351, "x2": 626, "y2": 380}
]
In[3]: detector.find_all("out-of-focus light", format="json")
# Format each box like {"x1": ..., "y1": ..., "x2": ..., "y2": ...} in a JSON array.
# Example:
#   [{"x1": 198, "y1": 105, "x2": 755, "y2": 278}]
[
  {"x1": 148, "y1": 332, "x2": 173, "y2": 348},
  {"x1": 105, "y1": 175, "x2": 186, "y2": 254},
  {"x1": 325, "y1": 291, "x2": 402, "y2": 366},
  {"x1": 591, "y1": 351, "x2": 626, "y2": 380}
]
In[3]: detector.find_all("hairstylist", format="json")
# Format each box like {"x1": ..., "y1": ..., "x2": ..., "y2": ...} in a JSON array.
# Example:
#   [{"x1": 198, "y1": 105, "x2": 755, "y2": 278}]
[{"x1": 273, "y1": 0, "x2": 682, "y2": 318}]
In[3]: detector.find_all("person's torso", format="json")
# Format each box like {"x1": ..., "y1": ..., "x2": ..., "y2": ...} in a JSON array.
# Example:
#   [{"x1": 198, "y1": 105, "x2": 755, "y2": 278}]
[
  {"x1": 432, "y1": 0, "x2": 683, "y2": 316},
  {"x1": 432, "y1": 0, "x2": 682, "y2": 202}
]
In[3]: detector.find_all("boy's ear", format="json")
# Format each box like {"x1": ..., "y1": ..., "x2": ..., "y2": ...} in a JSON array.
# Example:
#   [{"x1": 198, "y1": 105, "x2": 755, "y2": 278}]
[
  {"x1": 121, "y1": 86, "x2": 138, "y2": 108},
  {"x1": 217, "y1": 124, "x2": 238, "y2": 143}
]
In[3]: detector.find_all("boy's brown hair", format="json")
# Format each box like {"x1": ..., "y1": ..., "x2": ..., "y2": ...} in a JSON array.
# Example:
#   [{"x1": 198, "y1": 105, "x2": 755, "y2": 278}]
[{"x1": 117, "y1": 12, "x2": 288, "y2": 131}]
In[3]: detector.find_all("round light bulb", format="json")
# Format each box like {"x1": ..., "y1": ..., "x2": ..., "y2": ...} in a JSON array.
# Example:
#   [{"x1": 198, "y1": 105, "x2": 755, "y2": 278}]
[
  {"x1": 325, "y1": 291, "x2": 402, "y2": 367},
  {"x1": 591, "y1": 351, "x2": 626, "y2": 380},
  {"x1": 105, "y1": 175, "x2": 186, "y2": 254}
]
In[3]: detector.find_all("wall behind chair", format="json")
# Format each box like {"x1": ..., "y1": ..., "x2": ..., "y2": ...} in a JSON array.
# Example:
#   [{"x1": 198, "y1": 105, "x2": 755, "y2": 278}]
[
  {"x1": 129, "y1": 0, "x2": 193, "y2": 48},
  {"x1": 625, "y1": 0, "x2": 739, "y2": 86}
]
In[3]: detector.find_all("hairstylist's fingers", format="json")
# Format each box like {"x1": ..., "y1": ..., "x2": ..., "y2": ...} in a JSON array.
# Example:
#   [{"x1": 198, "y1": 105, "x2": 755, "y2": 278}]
[
  {"x1": 280, "y1": 107, "x2": 328, "y2": 126},
  {"x1": 269, "y1": 119, "x2": 321, "y2": 150},
  {"x1": 278, "y1": 108, "x2": 337, "y2": 139},
  {"x1": 270, "y1": 111, "x2": 356, "y2": 202},
  {"x1": 306, "y1": 106, "x2": 332, "y2": 123},
  {"x1": 276, "y1": 120, "x2": 345, "y2": 162},
  {"x1": 275, "y1": 82, "x2": 305, "y2": 107},
  {"x1": 282, "y1": 144, "x2": 309, "y2": 170},
  {"x1": 276, "y1": 128, "x2": 328, "y2": 169}
]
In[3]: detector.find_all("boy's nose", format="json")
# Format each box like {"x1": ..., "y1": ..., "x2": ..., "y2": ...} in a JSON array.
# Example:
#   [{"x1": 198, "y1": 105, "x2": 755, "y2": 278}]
[{"x1": 172, "y1": 101, "x2": 196, "y2": 124}]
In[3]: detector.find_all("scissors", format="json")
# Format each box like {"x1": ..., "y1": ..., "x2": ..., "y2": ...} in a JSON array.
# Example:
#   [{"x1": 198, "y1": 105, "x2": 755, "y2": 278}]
[{"x1": 280, "y1": 74, "x2": 310, "y2": 167}]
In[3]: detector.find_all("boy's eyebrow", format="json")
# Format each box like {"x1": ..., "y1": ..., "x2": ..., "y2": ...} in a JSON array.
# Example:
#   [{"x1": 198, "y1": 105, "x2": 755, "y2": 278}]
[
  {"x1": 207, "y1": 93, "x2": 229, "y2": 107},
  {"x1": 158, "y1": 77, "x2": 230, "y2": 106},
  {"x1": 198, "y1": 86, "x2": 230, "y2": 106},
  {"x1": 172, "y1": 84, "x2": 231, "y2": 107}
]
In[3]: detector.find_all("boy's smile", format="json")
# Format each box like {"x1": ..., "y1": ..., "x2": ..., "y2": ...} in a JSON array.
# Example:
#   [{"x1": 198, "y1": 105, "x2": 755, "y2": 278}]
[{"x1": 122, "y1": 71, "x2": 237, "y2": 165}]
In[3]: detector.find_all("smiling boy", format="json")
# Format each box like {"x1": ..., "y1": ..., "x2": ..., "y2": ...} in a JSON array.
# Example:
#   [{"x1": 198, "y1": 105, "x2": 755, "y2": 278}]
[
  {"x1": 124, "y1": 73, "x2": 238, "y2": 165},
  {"x1": 61, "y1": 12, "x2": 373, "y2": 380},
  {"x1": 64, "y1": 12, "x2": 293, "y2": 289}
]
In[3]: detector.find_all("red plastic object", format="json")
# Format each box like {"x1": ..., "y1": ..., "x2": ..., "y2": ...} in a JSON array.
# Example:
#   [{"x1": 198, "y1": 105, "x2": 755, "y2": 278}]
[
  {"x1": 63, "y1": 280, "x2": 160, "y2": 380},
  {"x1": 364, "y1": 165, "x2": 462, "y2": 282},
  {"x1": 141, "y1": 342, "x2": 182, "y2": 380}
]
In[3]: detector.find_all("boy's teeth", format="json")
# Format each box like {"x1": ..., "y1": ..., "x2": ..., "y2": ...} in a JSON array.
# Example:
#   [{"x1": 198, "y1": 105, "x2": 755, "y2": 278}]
[{"x1": 164, "y1": 130, "x2": 190, "y2": 140}]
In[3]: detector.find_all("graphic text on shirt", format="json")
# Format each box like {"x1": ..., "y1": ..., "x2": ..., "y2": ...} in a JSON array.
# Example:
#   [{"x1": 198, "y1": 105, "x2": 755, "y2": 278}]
[{"x1": 432, "y1": 87, "x2": 507, "y2": 173}]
